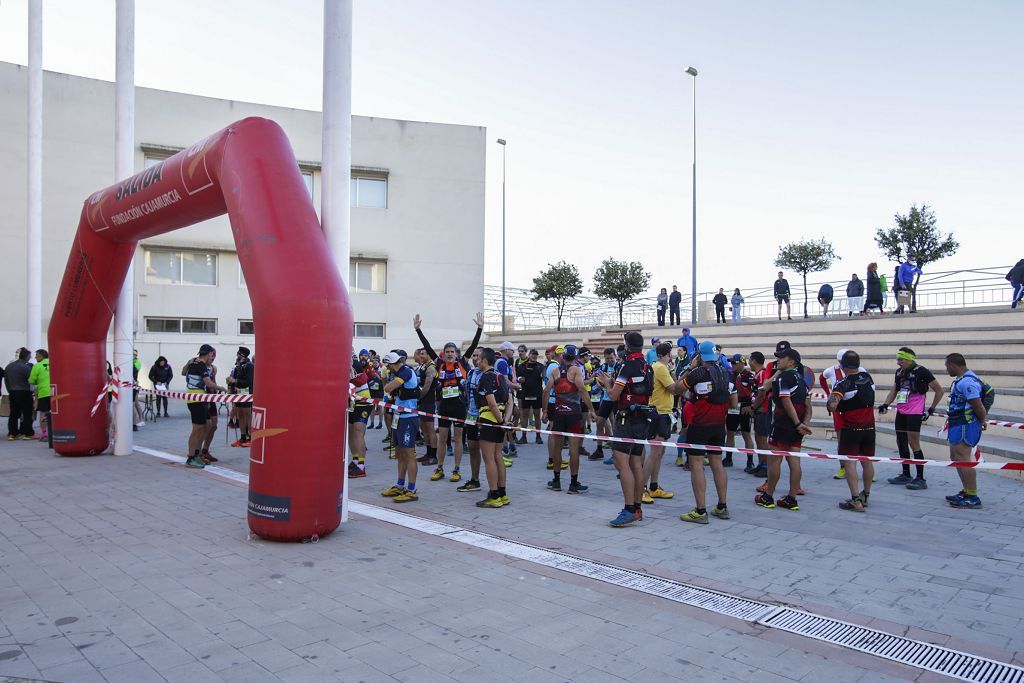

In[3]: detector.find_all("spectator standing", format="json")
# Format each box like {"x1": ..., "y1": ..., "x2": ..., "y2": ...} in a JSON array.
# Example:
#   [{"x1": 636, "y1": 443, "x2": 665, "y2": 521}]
[
  {"x1": 132, "y1": 350, "x2": 144, "y2": 431},
  {"x1": 879, "y1": 270, "x2": 889, "y2": 309},
  {"x1": 1006, "y1": 259, "x2": 1024, "y2": 309},
  {"x1": 863, "y1": 262, "x2": 884, "y2": 314},
  {"x1": 896, "y1": 259, "x2": 923, "y2": 313},
  {"x1": 846, "y1": 274, "x2": 864, "y2": 317},
  {"x1": 5, "y1": 349, "x2": 34, "y2": 439},
  {"x1": 774, "y1": 271, "x2": 792, "y2": 320},
  {"x1": 669, "y1": 285, "x2": 682, "y2": 325},
  {"x1": 29, "y1": 349, "x2": 51, "y2": 442},
  {"x1": 712, "y1": 288, "x2": 728, "y2": 324},
  {"x1": 676, "y1": 327, "x2": 699, "y2": 360},
  {"x1": 656, "y1": 288, "x2": 668, "y2": 327},
  {"x1": 730, "y1": 288, "x2": 744, "y2": 323},
  {"x1": 817, "y1": 283, "x2": 834, "y2": 317},
  {"x1": 148, "y1": 356, "x2": 173, "y2": 417}
]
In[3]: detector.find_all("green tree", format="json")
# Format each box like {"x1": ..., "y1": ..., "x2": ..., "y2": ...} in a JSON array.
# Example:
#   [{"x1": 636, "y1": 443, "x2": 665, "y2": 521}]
[
  {"x1": 874, "y1": 203, "x2": 958, "y2": 312},
  {"x1": 593, "y1": 258, "x2": 651, "y2": 328},
  {"x1": 530, "y1": 261, "x2": 583, "y2": 331},
  {"x1": 774, "y1": 239, "x2": 840, "y2": 319}
]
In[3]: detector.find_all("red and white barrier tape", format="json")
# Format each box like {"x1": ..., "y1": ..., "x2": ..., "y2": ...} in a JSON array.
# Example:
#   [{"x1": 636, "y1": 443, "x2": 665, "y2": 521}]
[
  {"x1": 90, "y1": 378, "x2": 252, "y2": 415},
  {"x1": 353, "y1": 393, "x2": 1024, "y2": 472},
  {"x1": 808, "y1": 390, "x2": 1023, "y2": 431}
]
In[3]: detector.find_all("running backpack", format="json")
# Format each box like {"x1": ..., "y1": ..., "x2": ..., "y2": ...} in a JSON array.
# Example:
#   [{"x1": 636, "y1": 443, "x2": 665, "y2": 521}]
[
  {"x1": 979, "y1": 379, "x2": 996, "y2": 412},
  {"x1": 703, "y1": 364, "x2": 732, "y2": 405},
  {"x1": 837, "y1": 373, "x2": 875, "y2": 412},
  {"x1": 619, "y1": 360, "x2": 654, "y2": 408}
]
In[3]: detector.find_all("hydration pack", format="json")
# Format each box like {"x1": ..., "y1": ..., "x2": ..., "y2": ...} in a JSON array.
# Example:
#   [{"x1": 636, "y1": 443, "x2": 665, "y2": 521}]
[
  {"x1": 837, "y1": 373, "x2": 875, "y2": 412},
  {"x1": 619, "y1": 360, "x2": 654, "y2": 409},
  {"x1": 703, "y1": 364, "x2": 732, "y2": 405}
]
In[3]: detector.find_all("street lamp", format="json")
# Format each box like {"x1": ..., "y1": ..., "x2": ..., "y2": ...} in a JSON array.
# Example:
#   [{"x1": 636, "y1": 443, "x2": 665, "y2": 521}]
[
  {"x1": 685, "y1": 66, "x2": 697, "y2": 324},
  {"x1": 497, "y1": 138, "x2": 507, "y2": 335}
]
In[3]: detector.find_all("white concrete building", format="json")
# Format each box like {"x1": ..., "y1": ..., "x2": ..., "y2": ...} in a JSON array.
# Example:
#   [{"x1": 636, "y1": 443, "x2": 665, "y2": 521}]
[{"x1": 0, "y1": 62, "x2": 485, "y2": 376}]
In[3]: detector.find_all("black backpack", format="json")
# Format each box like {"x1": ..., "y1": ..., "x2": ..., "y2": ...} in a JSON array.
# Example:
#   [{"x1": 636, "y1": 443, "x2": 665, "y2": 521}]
[
  {"x1": 838, "y1": 373, "x2": 875, "y2": 412},
  {"x1": 704, "y1": 364, "x2": 732, "y2": 405}
]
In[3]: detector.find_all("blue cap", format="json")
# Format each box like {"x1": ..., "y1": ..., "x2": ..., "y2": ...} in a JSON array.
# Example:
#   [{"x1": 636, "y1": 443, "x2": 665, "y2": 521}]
[
  {"x1": 563, "y1": 344, "x2": 578, "y2": 359},
  {"x1": 698, "y1": 341, "x2": 718, "y2": 362},
  {"x1": 358, "y1": 349, "x2": 369, "y2": 356}
]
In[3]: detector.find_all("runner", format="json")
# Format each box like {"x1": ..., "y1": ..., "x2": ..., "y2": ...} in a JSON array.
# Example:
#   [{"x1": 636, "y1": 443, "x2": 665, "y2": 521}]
[
  {"x1": 879, "y1": 347, "x2": 945, "y2": 491},
  {"x1": 747, "y1": 351, "x2": 770, "y2": 477},
  {"x1": 474, "y1": 347, "x2": 514, "y2": 508},
  {"x1": 827, "y1": 350, "x2": 876, "y2": 512},
  {"x1": 413, "y1": 348, "x2": 438, "y2": 466},
  {"x1": 413, "y1": 312, "x2": 484, "y2": 484},
  {"x1": 512, "y1": 344, "x2": 530, "y2": 443},
  {"x1": 675, "y1": 341, "x2": 736, "y2": 524},
  {"x1": 542, "y1": 344, "x2": 595, "y2": 494},
  {"x1": 182, "y1": 344, "x2": 225, "y2": 469},
  {"x1": 229, "y1": 347, "x2": 254, "y2": 448},
  {"x1": 593, "y1": 346, "x2": 619, "y2": 464},
  {"x1": 457, "y1": 349, "x2": 485, "y2": 493},
  {"x1": 755, "y1": 347, "x2": 811, "y2": 511},
  {"x1": 943, "y1": 353, "x2": 988, "y2": 509},
  {"x1": 516, "y1": 348, "x2": 545, "y2": 446},
  {"x1": 599, "y1": 332, "x2": 654, "y2": 527},
  {"x1": 200, "y1": 353, "x2": 222, "y2": 464},
  {"x1": 347, "y1": 358, "x2": 373, "y2": 479},
  {"x1": 496, "y1": 341, "x2": 521, "y2": 463},
  {"x1": 819, "y1": 348, "x2": 866, "y2": 480},
  {"x1": 543, "y1": 345, "x2": 569, "y2": 471},
  {"x1": 381, "y1": 350, "x2": 421, "y2": 503},
  {"x1": 367, "y1": 357, "x2": 385, "y2": 429},
  {"x1": 641, "y1": 342, "x2": 678, "y2": 504},
  {"x1": 726, "y1": 354, "x2": 756, "y2": 470}
]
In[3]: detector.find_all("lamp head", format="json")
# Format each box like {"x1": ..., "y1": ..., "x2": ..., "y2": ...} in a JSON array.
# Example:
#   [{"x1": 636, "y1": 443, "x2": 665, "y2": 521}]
[
  {"x1": 685, "y1": 66, "x2": 698, "y2": 77},
  {"x1": 496, "y1": 138, "x2": 507, "y2": 145}
]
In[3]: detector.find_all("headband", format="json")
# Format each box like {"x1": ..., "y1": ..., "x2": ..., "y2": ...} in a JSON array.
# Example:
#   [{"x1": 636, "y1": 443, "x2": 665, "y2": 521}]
[{"x1": 896, "y1": 350, "x2": 916, "y2": 362}]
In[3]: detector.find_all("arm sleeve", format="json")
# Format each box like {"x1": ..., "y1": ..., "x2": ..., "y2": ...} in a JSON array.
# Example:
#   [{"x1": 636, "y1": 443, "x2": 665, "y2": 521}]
[
  {"x1": 415, "y1": 328, "x2": 438, "y2": 361},
  {"x1": 463, "y1": 325, "x2": 483, "y2": 359}
]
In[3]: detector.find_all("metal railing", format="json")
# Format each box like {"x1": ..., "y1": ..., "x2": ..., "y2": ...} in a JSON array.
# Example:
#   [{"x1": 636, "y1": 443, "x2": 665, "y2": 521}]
[{"x1": 484, "y1": 266, "x2": 1015, "y2": 332}]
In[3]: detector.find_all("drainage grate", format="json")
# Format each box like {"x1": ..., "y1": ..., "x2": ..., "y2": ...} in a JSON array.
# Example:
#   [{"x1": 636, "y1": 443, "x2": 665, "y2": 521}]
[
  {"x1": 353, "y1": 501, "x2": 777, "y2": 621},
  {"x1": 759, "y1": 609, "x2": 1024, "y2": 683}
]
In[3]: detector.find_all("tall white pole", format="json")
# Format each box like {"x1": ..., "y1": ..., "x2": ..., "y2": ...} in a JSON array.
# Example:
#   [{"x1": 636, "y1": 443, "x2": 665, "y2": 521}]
[
  {"x1": 26, "y1": 0, "x2": 43, "y2": 351},
  {"x1": 322, "y1": 0, "x2": 352, "y2": 522},
  {"x1": 497, "y1": 138, "x2": 507, "y2": 335},
  {"x1": 113, "y1": 0, "x2": 135, "y2": 456},
  {"x1": 686, "y1": 67, "x2": 698, "y2": 325}
]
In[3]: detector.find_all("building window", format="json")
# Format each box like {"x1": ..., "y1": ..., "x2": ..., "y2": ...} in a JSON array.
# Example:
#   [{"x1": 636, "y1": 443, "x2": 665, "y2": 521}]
[
  {"x1": 145, "y1": 317, "x2": 218, "y2": 334},
  {"x1": 239, "y1": 320, "x2": 255, "y2": 335},
  {"x1": 354, "y1": 323, "x2": 385, "y2": 338},
  {"x1": 351, "y1": 176, "x2": 387, "y2": 209},
  {"x1": 145, "y1": 249, "x2": 218, "y2": 286},
  {"x1": 349, "y1": 260, "x2": 387, "y2": 293},
  {"x1": 301, "y1": 171, "x2": 313, "y2": 198}
]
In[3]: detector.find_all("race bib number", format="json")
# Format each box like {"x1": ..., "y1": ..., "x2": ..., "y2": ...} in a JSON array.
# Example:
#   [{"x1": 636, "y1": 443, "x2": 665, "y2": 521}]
[
  {"x1": 390, "y1": 412, "x2": 400, "y2": 429},
  {"x1": 442, "y1": 386, "x2": 461, "y2": 400},
  {"x1": 524, "y1": 396, "x2": 537, "y2": 401},
  {"x1": 728, "y1": 407, "x2": 741, "y2": 415},
  {"x1": 155, "y1": 383, "x2": 168, "y2": 392},
  {"x1": 239, "y1": 387, "x2": 251, "y2": 395},
  {"x1": 895, "y1": 389, "x2": 910, "y2": 405},
  {"x1": 465, "y1": 414, "x2": 477, "y2": 426}
]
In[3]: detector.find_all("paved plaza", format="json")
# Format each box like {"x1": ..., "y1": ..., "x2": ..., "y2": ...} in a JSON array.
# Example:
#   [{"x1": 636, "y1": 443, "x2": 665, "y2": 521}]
[{"x1": 2, "y1": 412, "x2": 1023, "y2": 682}]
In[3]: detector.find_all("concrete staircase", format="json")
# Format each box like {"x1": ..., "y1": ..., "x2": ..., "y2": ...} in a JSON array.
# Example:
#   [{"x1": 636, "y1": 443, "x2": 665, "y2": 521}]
[{"x1": 486, "y1": 306, "x2": 1024, "y2": 472}]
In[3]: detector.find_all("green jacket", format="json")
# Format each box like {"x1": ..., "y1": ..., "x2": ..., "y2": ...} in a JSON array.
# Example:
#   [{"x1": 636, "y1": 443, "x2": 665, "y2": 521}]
[
  {"x1": 879, "y1": 274, "x2": 888, "y2": 293},
  {"x1": 29, "y1": 359, "x2": 51, "y2": 398}
]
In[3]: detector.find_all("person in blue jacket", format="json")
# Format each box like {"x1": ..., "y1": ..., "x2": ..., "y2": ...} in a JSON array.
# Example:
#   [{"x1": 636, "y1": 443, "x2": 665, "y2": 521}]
[
  {"x1": 896, "y1": 260, "x2": 922, "y2": 313},
  {"x1": 817, "y1": 283, "x2": 834, "y2": 318},
  {"x1": 676, "y1": 327, "x2": 699, "y2": 360}
]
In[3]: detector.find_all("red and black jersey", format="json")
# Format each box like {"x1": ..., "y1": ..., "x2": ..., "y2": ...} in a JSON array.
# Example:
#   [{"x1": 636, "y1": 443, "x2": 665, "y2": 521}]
[
  {"x1": 832, "y1": 372, "x2": 875, "y2": 430},
  {"x1": 771, "y1": 368, "x2": 807, "y2": 422},
  {"x1": 732, "y1": 368, "x2": 757, "y2": 406}
]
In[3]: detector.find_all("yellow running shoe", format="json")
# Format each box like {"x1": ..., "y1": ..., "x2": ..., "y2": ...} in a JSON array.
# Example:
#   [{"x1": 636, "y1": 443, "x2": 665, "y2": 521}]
[
  {"x1": 546, "y1": 460, "x2": 555, "y2": 470},
  {"x1": 449, "y1": 470, "x2": 462, "y2": 482},
  {"x1": 502, "y1": 456, "x2": 514, "y2": 468},
  {"x1": 393, "y1": 490, "x2": 419, "y2": 503},
  {"x1": 641, "y1": 489, "x2": 655, "y2": 505},
  {"x1": 560, "y1": 459, "x2": 569, "y2": 470},
  {"x1": 650, "y1": 488, "x2": 674, "y2": 499},
  {"x1": 380, "y1": 485, "x2": 404, "y2": 497},
  {"x1": 430, "y1": 467, "x2": 445, "y2": 481},
  {"x1": 500, "y1": 495, "x2": 510, "y2": 506},
  {"x1": 833, "y1": 466, "x2": 846, "y2": 480},
  {"x1": 475, "y1": 496, "x2": 504, "y2": 508}
]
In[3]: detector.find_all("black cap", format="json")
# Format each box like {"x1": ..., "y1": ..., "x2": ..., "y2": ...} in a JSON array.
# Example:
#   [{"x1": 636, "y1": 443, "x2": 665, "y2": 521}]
[
  {"x1": 237, "y1": 346, "x2": 251, "y2": 358},
  {"x1": 198, "y1": 344, "x2": 215, "y2": 356},
  {"x1": 774, "y1": 340, "x2": 792, "y2": 358},
  {"x1": 778, "y1": 348, "x2": 801, "y2": 363}
]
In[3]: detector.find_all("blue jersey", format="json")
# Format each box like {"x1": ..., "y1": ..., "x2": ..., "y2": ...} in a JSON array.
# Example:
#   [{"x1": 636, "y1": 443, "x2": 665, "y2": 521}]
[
  {"x1": 545, "y1": 362, "x2": 560, "y2": 404},
  {"x1": 466, "y1": 367, "x2": 483, "y2": 418},
  {"x1": 394, "y1": 365, "x2": 419, "y2": 419},
  {"x1": 947, "y1": 370, "x2": 982, "y2": 426},
  {"x1": 495, "y1": 357, "x2": 513, "y2": 381}
]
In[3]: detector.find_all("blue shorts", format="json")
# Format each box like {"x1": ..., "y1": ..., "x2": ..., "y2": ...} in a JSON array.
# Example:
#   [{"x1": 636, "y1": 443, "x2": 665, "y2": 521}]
[
  {"x1": 947, "y1": 421, "x2": 982, "y2": 448},
  {"x1": 394, "y1": 418, "x2": 418, "y2": 448}
]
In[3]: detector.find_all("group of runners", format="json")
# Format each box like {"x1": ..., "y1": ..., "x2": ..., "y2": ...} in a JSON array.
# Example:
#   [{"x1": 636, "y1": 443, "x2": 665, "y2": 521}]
[
  {"x1": 347, "y1": 317, "x2": 993, "y2": 527},
  {"x1": 181, "y1": 344, "x2": 255, "y2": 469}
]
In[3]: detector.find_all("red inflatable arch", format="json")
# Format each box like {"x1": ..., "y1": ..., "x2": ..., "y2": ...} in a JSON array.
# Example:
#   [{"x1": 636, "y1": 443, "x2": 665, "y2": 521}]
[{"x1": 48, "y1": 117, "x2": 352, "y2": 541}]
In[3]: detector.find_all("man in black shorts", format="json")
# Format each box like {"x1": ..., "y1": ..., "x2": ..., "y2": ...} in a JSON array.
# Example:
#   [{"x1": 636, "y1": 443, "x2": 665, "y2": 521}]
[
  {"x1": 542, "y1": 345, "x2": 594, "y2": 494},
  {"x1": 726, "y1": 354, "x2": 756, "y2": 470},
  {"x1": 828, "y1": 350, "x2": 876, "y2": 512},
  {"x1": 774, "y1": 271, "x2": 792, "y2": 320},
  {"x1": 756, "y1": 347, "x2": 812, "y2": 511},
  {"x1": 473, "y1": 347, "x2": 513, "y2": 508},
  {"x1": 593, "y1": 346, "x2": 619, "y2": 463},
  {"x1": 749, "y1": 351, "x2": 771, "y2": 477},
  {"x1": 183, "y1": 344, "x2": 225, "y2": 469},
  {"x1": 516, "y1": 349, "x2": 545, "y2": 445},
  {"x1": 414, "y1": 349, "x2": 438, "y2": 465},
  {"x1": 229, "y1": 347, "x2": 254, "y2": 447},
  {"x1": 879, "y1": 347, "x2": 945, "y2": 491},
  {"x1": 599, "y1": 332, "x2": 654, "y2": 527}
]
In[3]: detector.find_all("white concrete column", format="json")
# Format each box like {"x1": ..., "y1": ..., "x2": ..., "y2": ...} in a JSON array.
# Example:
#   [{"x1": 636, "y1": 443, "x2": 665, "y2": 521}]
[
  {"x1": 113, "y1": 0, "x2": 135, "y2": 456},
  {"x1": 322, "y1": 0, "x2": 352, "y2": 521},
  {"x1": 26, "y1": 0, "x2": 42, "y2": 351}
]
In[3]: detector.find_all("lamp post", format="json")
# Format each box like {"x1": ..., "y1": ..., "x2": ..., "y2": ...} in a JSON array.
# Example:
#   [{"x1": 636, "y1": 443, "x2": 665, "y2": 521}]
[
  {"x1": 685, "y1": 66, "x2": 698, "y2": 324},
  {"x1": 497, "y1": 138, "x2": 507, "y2": 335}
]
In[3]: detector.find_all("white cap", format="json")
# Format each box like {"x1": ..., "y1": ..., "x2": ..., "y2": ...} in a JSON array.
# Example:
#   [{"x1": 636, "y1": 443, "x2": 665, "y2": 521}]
[
  {"x1": 836, "y1": 348, "x2": 850, "y2": 362},
  {"x1": 382, "y1": 351, "x2": 403, "y2": 365},
  {"x1": 499, "y1": 341, "x2": 515, "y2": 351}
]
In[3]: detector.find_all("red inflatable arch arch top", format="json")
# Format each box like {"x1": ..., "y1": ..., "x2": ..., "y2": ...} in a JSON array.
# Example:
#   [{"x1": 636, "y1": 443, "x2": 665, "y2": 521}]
[{"x1": 48, "y1": 118, "x2": 352, "y2": 541}]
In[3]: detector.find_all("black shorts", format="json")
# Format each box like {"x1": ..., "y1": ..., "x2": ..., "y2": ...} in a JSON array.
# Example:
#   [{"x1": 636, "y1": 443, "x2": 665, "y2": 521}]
[
  {"x1": 437, "y1": 400, "x2": 467, "y2": 429},
  {"x1": 520, "y1": 397, "x2": 542, "y2": 409},
  {"x1": 348, "y1": 404, "x2": 371, "y2": 424},
  {"x1": 776, "y1": 294, "x2": 790, "y2": 303},
  {"x1": 598, "y1": 399, "x2": 616, "y2": 420},
  {"x1": 838, "y1": 428, "x2": 876, "y2": 457},
  {"x1": 464, "y1": 423, "x2": 480, "y2": 441},
  {"x1": 726, "y1": 412, "x2": 752, "y2": 433},
  {"x1": 478, "y1": 422, "x2": 505, "y2": 444},
  {"x1": 894, "y1": 412, "x2": 923, "y2": 433},
  {"x1": 235, "y1": 401, "x2": 252, "y2": 410},
  {"x1": 36, "y1": 397, "x2": 51, "y2": 413},
  {"x1": 649, "y1": 413, "x2": 672, "y2": 440},
  {"x1": 188, "y1": 402, "x2": 210, "y2": 425},
  {"x1": 612, "y1": 413, "x2": 652, "y2": 456},
  {"x1": 370, "y1": 391, "x2": 384, "y2": 401},
  {"x1": 550, "y1": 412, "x2": 583, "y2": 435},
  {"x1": 754, "y1": 412, "x2": 772, "y2": 438},
  {"x1": 769, "y1": 419, "x2": 803, "y2": 450},
  {"x1": 418, "y1": 401, "x2": 435, "y2": 420},
  {"x1": 684, "y1": 424, "x2": 726, "y2": 457},
  {"x1": 208, "y1": 403, "x2": 218, "y2": 418}
]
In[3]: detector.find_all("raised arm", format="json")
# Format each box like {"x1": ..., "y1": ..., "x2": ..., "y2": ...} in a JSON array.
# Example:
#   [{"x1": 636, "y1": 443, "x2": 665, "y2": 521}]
[
  {"x1": 413, "y1": 314, "x2": 439, "y2": 361},
  {"x1": 463, "y1": 313, "x2": 485, "y2": 359}
]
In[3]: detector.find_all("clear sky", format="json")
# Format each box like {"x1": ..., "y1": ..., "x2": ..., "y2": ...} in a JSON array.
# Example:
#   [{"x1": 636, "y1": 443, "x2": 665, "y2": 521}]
[{"x1": 1, "y1": 0, "x2": 1021, "y2": 297}]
